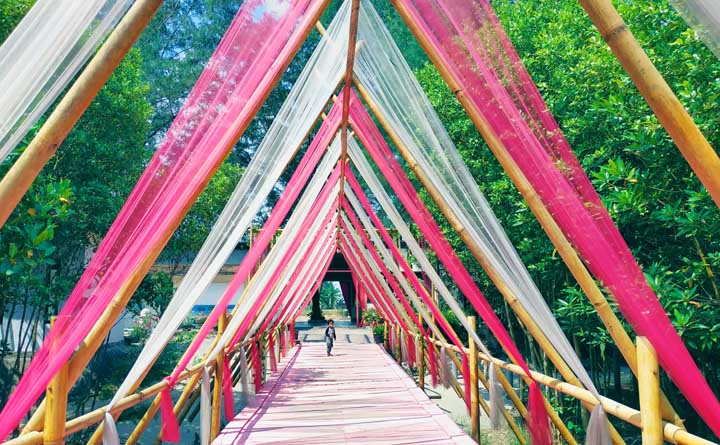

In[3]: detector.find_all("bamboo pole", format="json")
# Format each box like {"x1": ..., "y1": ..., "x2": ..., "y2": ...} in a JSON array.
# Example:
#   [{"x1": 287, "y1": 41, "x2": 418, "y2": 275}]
[
  {"x1": 0, "y1": 0, "x2": 163, "y2": 229},
  {"x1": 579, "y1": 0, "x2": 720, "y2": 209},
  {"x1": 338, "y1": 0, "x2": 361, "y2": 204},
  {"x1": 211, "y1": 312, "x2": 227, "y2": 440},
  {"x1": 384, "y1": 320, "x2": 389, "y2": 350},
  {"x1": 468, "y1": 316, "x2": 481, "y2": 442},
  {"x1": 352, "y1": 78, "x2": 580, "y2": 445},
  {"x1": 44, "y1": 318, "x2": 69, "y2": 445},
  {"x1": 417, "y1": 335, "x2": 425, "y2": 390},
  {"x1": 425, "y1": 336, "x2": 716, "y2": 445},
  {"x1": 637, "y1": 337, "x2": 663, "y2": 445},
  {"x1": 384, "y1": 2, "x2": 684, "y2": 428}
]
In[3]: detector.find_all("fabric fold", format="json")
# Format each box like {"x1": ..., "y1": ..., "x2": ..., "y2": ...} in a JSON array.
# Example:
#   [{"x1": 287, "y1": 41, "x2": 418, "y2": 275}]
[
  {"x1": 222, "y1": 355, "x2": 234, "y2": 420},
  {"x1": 200, "y1": 367, "x2": 211, "y2": 445},
  {"x1": 101, "y1": 411, "x2": 120, "y2": 445},
  {"x1": 489, "y1": 363, "x2": 503, "y2": 430},
  {"x1": 160, "y1": 387, "x2": 180, "y2": 443}
]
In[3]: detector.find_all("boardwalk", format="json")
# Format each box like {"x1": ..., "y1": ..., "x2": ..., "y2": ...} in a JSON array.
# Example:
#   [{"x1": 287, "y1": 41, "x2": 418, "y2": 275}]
[{"x1": 213, "y1": 342, "x2": 474, "y2": 444}]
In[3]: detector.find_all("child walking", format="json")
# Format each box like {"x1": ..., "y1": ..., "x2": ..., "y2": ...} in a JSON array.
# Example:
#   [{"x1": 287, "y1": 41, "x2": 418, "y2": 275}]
[{"x1": 325, "y1": 319, "x2": 336, "y2": 356}]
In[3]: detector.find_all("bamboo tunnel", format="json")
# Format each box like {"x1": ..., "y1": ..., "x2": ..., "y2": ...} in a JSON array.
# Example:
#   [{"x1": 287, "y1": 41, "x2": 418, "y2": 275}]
[{"x1": 386, "y1": 1, "x2": 684, "y2": 428}]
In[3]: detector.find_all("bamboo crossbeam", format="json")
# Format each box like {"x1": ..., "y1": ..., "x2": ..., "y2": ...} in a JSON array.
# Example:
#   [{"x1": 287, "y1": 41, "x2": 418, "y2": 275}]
[
  {"x1": 425, "y1": 336, "x2": 717, "y2": 445},
  {"x1": 579, "y1": 0, "x2": 720, "y2": 209},
  {"x1": 0, "y1": 0, "x2": 163, "y2": 229},
  {"x1": 387, "y1": 1, "x2": 684, "y2": 428}
]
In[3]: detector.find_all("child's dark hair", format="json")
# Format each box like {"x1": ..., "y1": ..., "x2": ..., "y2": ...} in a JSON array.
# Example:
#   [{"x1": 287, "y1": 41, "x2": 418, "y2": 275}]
[{"x1": 328, "y1": 319, "x2": 334, "y2": 324}]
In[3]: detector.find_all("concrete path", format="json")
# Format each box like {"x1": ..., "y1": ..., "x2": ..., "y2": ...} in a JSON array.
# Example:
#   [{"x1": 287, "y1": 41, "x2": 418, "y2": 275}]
[{"x1": 213, "y1": 342, "x2": 475, "y2": 444}]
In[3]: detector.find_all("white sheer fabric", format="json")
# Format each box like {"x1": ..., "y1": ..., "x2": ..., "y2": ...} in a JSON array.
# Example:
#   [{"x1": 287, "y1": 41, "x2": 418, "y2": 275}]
[
  {"x1": 353, "y1": 0, "x2": 603, "y2": 402},
  {"x1": 347, "y1": 138, "x2": 489, "y2": 355},
  {"x1": 0, "y1": 0, "x2": 133, "y2": 163},
  {"x1": 102, "y1": 5, "x2": 349, "y2": 432},
  {"x1": 670, "y1": 0, "x2": 720, "y2": 59}
]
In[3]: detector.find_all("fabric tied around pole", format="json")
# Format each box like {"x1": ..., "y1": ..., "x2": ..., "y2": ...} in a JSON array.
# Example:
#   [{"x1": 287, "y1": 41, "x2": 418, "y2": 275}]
[
  {"x1": 222, "y1": 355, "x2": 234, "y2": 420},
  {"x1": 160, "y1": 386, "x2": 180, "y2": 443},
  {"x1": 102, "y1": 411, "x2": 120, "y2": 445},
  {"x1": 439, "y1": 346, "x2": 451, "y2": 389},
  {"x1": 489, "y1": 363, "x2": 503, "y2": 429},
  {"x1": 586, "y1": 404, "x2": 612, "y2": 445},
  {"x1": 251, "y1": 341, "x2": 263, "y2": 391},
  {"x1": 200, "y1": 366, "x2": 211, "y2": 445},
  {"x1": 269, "y1": 334, "x2": 277, "y2": 372},
  {"x1": 528, "y1": 382, "x2": 552, "y2": 445},
  {"x1": 407, "y1": 333, "x2": 416, "y2": 367},
  {"x1": 239, "y1": 345, "x2": 251, "y2": 403},
  {"x1": 461, "y1": 354, "x2": 471, "y2": 412},
  {"x1": 400, "y1": 331, "x2": 408, "y2": 364},
  {"x1": 427, "y1": 341, "x2": 438, "y2": 387}
]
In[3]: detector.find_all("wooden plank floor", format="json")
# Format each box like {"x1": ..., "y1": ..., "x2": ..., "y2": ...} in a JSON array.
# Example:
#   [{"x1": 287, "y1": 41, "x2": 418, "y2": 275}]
[{"x1": 214, "y1": 342, "x2": 474, "y2": 444}]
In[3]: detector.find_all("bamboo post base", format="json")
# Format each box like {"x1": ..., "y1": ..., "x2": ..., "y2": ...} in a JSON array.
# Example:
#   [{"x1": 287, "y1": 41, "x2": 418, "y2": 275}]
[
  {"x1": 44, "y1": 317, "x2": 69, "y2": 445},
  {"x1": 638, "y1": 337, "x2": 663, "y2": 445},
  {"x1": 468, "y1": 317, "x2": 481, "y2": 442}
]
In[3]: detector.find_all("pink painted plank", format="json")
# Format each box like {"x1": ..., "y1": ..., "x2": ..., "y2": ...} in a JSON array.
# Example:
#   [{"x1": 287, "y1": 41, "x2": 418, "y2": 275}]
[{"x1": 214, "y1": 343, "x2": 474, "y2": 444}]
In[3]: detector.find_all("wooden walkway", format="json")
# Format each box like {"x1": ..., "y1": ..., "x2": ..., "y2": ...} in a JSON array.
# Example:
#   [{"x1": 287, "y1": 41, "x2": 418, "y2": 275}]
[{"x1": 213, "y1": 342, "x2": 474, "y2": 444}]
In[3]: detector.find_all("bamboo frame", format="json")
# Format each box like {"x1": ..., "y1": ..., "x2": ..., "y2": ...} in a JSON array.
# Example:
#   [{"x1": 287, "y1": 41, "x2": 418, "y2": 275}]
[
  {"x1": 637, "y1": 337, "x2": 663, "y2": 445},
  {"x1": 0, "y1": 0, "x2": 164, "y2": 229},
  {"x1": 4, "y1": 345, "x2": 240, "y2": 445},
  {"x1": 427, "y1": 336, "x2": 716, "y2": 445},
  {"x1": 468, "y1": 316, "x2": 481, "y2": 442},
  {"x1": 386, "y1": 1, "x2": 684, "y2": 428},
  {"x1": 579, "y1": 0, "x2": 720, "y2": 209}
]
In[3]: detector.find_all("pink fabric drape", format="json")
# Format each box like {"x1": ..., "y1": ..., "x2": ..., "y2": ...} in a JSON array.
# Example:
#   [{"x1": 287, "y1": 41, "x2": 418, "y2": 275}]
[
  {"x1": 167, "y1": 102, "x2": 343, "y2": 388},
  {"x1": 251, "y1": 341, "x2": 262, "y2": 391},
  {"x1": 349, "y1": 89, "x2": 550, "y2": 445},
  {"x1": 337, "y1": 240, "x2": 405, "y2": 330},
  {"x1": 159, "y1": 387, "x2": 180, "y2": 442},
  {"x1": 345, "y1": 170, "x2": 465, "y2": 350},
  {"x1": 224, "y1": 171, "x2": 341, "y2": 349},
  {"x1": 0, "y1": 1, "x2": 326, "y2": 439},
  {"x1": 339, "y1": 212, "x2": 426, "y2": 335},
  {"x1": 254, "y1": 199, "x2": 339, "y2": 337},
  {"x1": 396, "y1": 0, "x2": 720, "y2": 435},
  {"x1": 222, "y1": 355, "x2": 234, "y2": 419}
]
